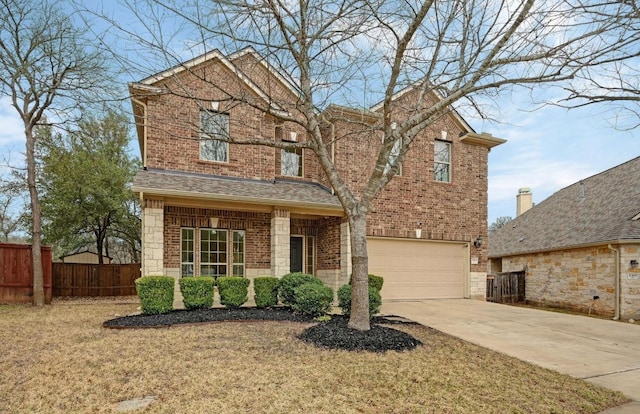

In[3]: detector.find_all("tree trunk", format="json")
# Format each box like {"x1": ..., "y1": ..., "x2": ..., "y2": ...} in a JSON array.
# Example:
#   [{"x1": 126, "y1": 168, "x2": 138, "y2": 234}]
[
  {"x1": 347, "y1": 210, "x2": 370, "y2": 331},
  {"x1": 25, "y1": 126, "x2": 45, "y2": 306}
]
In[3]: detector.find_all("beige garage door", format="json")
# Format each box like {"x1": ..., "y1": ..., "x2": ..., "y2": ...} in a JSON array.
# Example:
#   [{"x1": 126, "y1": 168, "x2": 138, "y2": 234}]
[{"x1": 367, "y1": 238, "x2": 467, "y2": 300}]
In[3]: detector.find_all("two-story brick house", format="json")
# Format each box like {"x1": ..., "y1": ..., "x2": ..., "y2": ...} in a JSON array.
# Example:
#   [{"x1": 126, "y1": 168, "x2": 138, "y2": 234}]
[{"x1": 130, "y1": 47, "x2": 505, "y2": 304}]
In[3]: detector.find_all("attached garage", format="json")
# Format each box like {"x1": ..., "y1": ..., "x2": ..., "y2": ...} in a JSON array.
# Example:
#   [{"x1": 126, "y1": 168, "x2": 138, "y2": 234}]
[{"x1": 367, "y1": 237, "x2": 468, "y2": 300}]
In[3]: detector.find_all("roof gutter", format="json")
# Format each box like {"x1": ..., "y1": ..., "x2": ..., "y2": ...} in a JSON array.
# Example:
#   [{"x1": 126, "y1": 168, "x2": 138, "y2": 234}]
[{"x1": 608, "y1": 244, "x2": 621, "y2": 320}]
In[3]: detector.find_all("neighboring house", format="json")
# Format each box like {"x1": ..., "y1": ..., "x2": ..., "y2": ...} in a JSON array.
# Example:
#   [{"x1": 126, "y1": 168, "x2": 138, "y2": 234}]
[
  {"x1": 489, "y1": 157, "x2": 640, "y2": 320},
  {"x1": 59, "y1": 251, "x2": 112, "y2": 264},
  {"x1": 129, "y1": 47, "x2": 505, "y2": 305}
]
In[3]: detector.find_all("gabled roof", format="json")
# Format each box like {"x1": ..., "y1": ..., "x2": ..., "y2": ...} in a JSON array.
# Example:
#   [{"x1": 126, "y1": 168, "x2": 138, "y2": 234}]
[
  {"x1": 489, "y1": 156, "x2": 640, "y2": 258},
  {"x1": 131, "y1": 49, "x2": 286, "y2": 114},
  {"x1": 228, "y1": 47, "x2": 302, "y2": 99},
  {"x1": 370, "y1": 81, "x2": 475, "y2": 134},
  {"x1": 132, "y1": 168, "x2": 343, "y2": 213}
]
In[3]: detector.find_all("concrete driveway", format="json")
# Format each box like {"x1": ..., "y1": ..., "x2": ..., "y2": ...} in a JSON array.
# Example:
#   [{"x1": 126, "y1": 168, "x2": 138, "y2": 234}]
[{"x1": 381, "y1": 299, "x2": 640, "y2": 410}]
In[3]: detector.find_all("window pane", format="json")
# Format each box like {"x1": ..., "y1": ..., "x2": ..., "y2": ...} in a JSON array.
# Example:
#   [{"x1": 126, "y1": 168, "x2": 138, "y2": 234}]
[
  {"x1": 434, "y1": 141, "x2": 451, "y2": 182},
  {"x1": 200, "y1": 111, "x2": 229, "y2": 162},
  {"x1": 281, "y1": 148, "x2": 302, "y2": 176},
  {"x1": 181, "y1": 228, "x2": 194, "y2": 277},
  {"x1": 200, "y1": 229, "x2": 228, "y2": 277},
  {"x1": 306, "y1": 236, "x2": 314, "y2": 275},
  {"x1": 232, "y1": 231, "x2": 245, "y2": 277}
]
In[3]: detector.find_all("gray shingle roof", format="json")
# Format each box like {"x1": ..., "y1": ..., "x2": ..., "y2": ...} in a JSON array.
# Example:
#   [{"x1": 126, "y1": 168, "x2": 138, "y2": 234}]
[
  {"x1": 133, "y1": 169, "x2": 343, "y2": 212},
  {"x1": 489, "y1": 156, "x2": 640, "y2": 258}
]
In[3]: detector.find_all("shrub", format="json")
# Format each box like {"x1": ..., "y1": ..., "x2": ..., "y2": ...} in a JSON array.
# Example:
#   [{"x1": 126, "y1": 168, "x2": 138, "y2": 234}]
[
  {"x1": 368, "y1": 274, "x2": 384, "y2": 292},
  {"x1": 179, "y1": 277, "x2": 215, "y2": 310},
  {"x1": 254, "y1": 277, "x2": 280, "y2": 308},
  {"x1": 291, "y1": 282, "x2": 334, "y2": 317},
  {"x1": 217, "y1": 276, "x2": 250, "y2": 308},
  {"x1": 135, "y1": 276, "x2": 174, "y2": 315},
  {"x1": 337, "y1": 284, "x2": 382, "y2": 318},
  {"x1": 349, "y1": 274, "x2": 384, "y2": 292},
  {"x1": 278, "y1": 272, "x2": 323, "y2": 306}
]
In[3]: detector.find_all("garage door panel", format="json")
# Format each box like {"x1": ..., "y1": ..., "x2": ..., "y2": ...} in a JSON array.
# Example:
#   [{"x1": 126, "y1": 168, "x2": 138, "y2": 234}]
[{"x1": 367, "y1": 238, "x2": 466, "y2": 300}]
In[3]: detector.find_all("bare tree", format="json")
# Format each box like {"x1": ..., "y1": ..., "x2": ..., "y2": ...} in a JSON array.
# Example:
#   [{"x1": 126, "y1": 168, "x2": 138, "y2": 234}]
[
  {"x1": 555, "y1": 5, "x2": 640, "y2": 129},
  {"x1": 94, "y1": 0, "x2": 637, "y2": 329},
  {"x1": 0, "y1": 178, "x2": 26, "y2": 242},
  {"x1": 489, "y1": 216, "x2": 513, "y2": 235},
  {"x1": 0, "y1": 0, "x2": 111, "y2": 305}
]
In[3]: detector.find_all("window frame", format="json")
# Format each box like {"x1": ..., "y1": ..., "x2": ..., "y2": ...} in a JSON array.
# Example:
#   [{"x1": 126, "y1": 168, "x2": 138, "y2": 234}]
[
  {"x1": 199, "y1": 228, "x2": 228, "y2": 277},
  {"x1": 281, "y1": 146, "x2": 303, "y2": 177},
  {"x1": 200, "y1": 110, "x2": 229, "y2": 163},
  {"x1": 232, "y1": 230, "x2": 245, "y2": 277},
  {"x1": 180, "y1": 228, "x2": 195, "y2": 277},
  {"x1": 434, "y1": 139, "x2": 451, "y2": 183},
  {"x1": 180, "y1": 227, "x2": 246, "y2": 278}
]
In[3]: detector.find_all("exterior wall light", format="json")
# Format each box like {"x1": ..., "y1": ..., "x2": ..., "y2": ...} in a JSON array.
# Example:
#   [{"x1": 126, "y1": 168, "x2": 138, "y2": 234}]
[
  {"x1": 473, "y1": 236, "x2": 483, "y2": 248},
  {"x1": 631, "y1": 259, "x2": 639, "y2": 269}
]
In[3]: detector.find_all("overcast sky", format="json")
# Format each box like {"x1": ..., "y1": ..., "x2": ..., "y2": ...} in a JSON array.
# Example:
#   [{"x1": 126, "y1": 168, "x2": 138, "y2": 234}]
[{"x1": 480, "y1": 98, "x2": 638, "y2": 224}]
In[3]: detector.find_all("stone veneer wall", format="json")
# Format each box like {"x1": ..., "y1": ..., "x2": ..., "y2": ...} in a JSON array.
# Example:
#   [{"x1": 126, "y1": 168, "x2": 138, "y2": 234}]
[
  {"x1": 469, "y1": 272, "x2": 487, "y2": 300},
  {"x1": 500, "y1": 245, "x2": 640, "y2": 318}
]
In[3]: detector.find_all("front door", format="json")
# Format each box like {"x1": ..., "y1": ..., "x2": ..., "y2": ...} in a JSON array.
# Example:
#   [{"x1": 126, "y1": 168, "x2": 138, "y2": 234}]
[{"x1": 290, "y1": 236, "x2": 303, "y2": 273}]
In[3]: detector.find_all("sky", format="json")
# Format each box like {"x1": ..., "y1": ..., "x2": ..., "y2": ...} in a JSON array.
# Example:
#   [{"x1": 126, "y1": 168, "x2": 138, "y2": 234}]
[
  {"x1": 1, "y1": 3, "x2": 638, "y2": 227},
  {"x1": 2, "y1": 91, "x2": 636, "y2": 226}
]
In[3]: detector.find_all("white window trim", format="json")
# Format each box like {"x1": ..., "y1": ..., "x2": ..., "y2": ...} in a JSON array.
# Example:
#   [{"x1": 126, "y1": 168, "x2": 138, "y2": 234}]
[
  {"x1": 200, "y1": 110, "x2": 229, "y2": 163},
  {"x1": 434, "y1": 140, "x2": 451, "y2": 183}
]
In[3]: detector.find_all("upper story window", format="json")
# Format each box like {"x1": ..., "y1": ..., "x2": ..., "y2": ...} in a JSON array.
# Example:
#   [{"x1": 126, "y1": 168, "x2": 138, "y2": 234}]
[
  {"x1": 200, "y1": 110, "x2": 229, "y2": 162},
  {"x1": 434, "y1": 140, "x2": 451, "y2": 182},
  {"x1": 281, "y1": 147, "x2": 303, "y2": 177},
  {"x1": 278, "y1": 125, "x2": 303, "y2": 177}
]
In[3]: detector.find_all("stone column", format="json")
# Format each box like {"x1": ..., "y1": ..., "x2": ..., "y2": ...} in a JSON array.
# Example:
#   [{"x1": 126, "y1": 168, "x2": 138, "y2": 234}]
[
  {"x1": 271, "y1": 209, "x2": 290, "y2": 277},
  {"x1": 142, "y1": 198, "x2": 165, "y2": 276},
  {"x1": 340, "y1": 221, "x2": 351, "y2": 283}
]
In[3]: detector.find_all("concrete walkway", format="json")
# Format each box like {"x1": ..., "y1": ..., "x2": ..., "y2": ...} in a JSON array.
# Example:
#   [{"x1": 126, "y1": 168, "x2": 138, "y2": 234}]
[{"x1": 381, "y1": 299, "x2": 640, "y2": 413}]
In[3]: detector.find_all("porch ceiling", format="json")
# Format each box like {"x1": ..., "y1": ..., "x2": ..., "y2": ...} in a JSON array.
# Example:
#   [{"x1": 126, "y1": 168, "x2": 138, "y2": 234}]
[{"x1": 133, "y1": 168, "x2": 344, "y2": 215}]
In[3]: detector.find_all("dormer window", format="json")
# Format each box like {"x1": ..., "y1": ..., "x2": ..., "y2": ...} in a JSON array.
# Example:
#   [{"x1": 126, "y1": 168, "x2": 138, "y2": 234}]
[{"x1": 200, "y1": 110, "x2": 229, "y2": 162}]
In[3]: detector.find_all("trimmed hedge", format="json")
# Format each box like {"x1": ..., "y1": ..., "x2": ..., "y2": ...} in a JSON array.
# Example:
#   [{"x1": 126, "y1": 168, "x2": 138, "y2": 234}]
[
  {"x1": 135, "y1": 276, "x2": 174, "y2": 315},
  {"x1": 278, "y1": 272, "x2": 323, "y2": 306},
  {"x1": 350, "y1": 274, "x2": 384, "y2": 292},
  {"x1": 179, "y1": 277, "x2": 215, "y2": 310},
  {"x1": 292, "y1": 282, "x2": 334, "y2": 317},
  {"x1": 254, "y1": 276, "x2": 280, "y2": 308},
  {"x1": 337, "y1": 284, "x2": 382, "y2": 318},
  {"x1": 217, "y1": 276, "x2": 250, "y2": 308}
]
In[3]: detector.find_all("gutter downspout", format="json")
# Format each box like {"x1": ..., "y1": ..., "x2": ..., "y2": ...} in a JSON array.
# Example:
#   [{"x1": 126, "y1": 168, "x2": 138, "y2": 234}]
[
  {"x1": 608, "y1": 244, "x2": 621, "y2": 320},
  {"x1": 131, "y1": 97, "x2": 148, "y2": 168}
]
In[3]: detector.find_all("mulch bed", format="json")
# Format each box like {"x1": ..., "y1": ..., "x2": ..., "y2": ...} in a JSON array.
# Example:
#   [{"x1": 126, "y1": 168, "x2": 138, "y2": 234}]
[{"x1": 103, "y1": 307, "x2": 423, "y2": 352}]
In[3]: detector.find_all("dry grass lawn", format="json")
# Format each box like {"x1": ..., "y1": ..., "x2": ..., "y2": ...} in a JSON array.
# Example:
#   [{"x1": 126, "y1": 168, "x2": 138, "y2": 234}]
[{"x1": 0, "y1": 302, "x2": 630, "y2": 413}]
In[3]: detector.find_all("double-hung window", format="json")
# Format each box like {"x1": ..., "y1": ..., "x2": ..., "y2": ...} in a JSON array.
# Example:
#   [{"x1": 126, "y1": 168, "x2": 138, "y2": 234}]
[
  {"x1": 434, "y1": 140, "x2": 451, "y2": 182},
  {"x1": 200, "y1": 110, "x2": 229, "y2": 162}
]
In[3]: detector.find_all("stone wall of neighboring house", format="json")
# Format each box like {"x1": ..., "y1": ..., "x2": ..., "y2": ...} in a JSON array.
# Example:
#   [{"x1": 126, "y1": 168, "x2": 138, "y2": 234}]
[{"x1": 501, "y1": 244, "x2": 640, "y2": 319}]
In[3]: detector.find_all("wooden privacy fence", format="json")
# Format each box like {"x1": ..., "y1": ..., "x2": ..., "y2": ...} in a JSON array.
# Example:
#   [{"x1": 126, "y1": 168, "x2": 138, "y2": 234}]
[
  {"x1": 487, "y1": 271, "x2": 526, "y2": 303},
  {"x1": 0, "y1": 243, "x2": 53, "y2": 304},
  {"x1": 52, "y1": 263, "x2": 140, "y2": 297}
]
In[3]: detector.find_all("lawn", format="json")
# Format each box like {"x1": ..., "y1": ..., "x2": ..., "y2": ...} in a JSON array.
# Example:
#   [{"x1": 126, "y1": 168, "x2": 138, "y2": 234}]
[{"x1": 0, "y1": 302, "x2": 630, "y2": 413}]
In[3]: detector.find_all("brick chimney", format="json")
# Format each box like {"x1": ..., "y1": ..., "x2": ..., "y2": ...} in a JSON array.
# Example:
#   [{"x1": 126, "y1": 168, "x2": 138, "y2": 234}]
[{"x1": 516, "y1": 187, "x2": 533, "y2": 216}]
